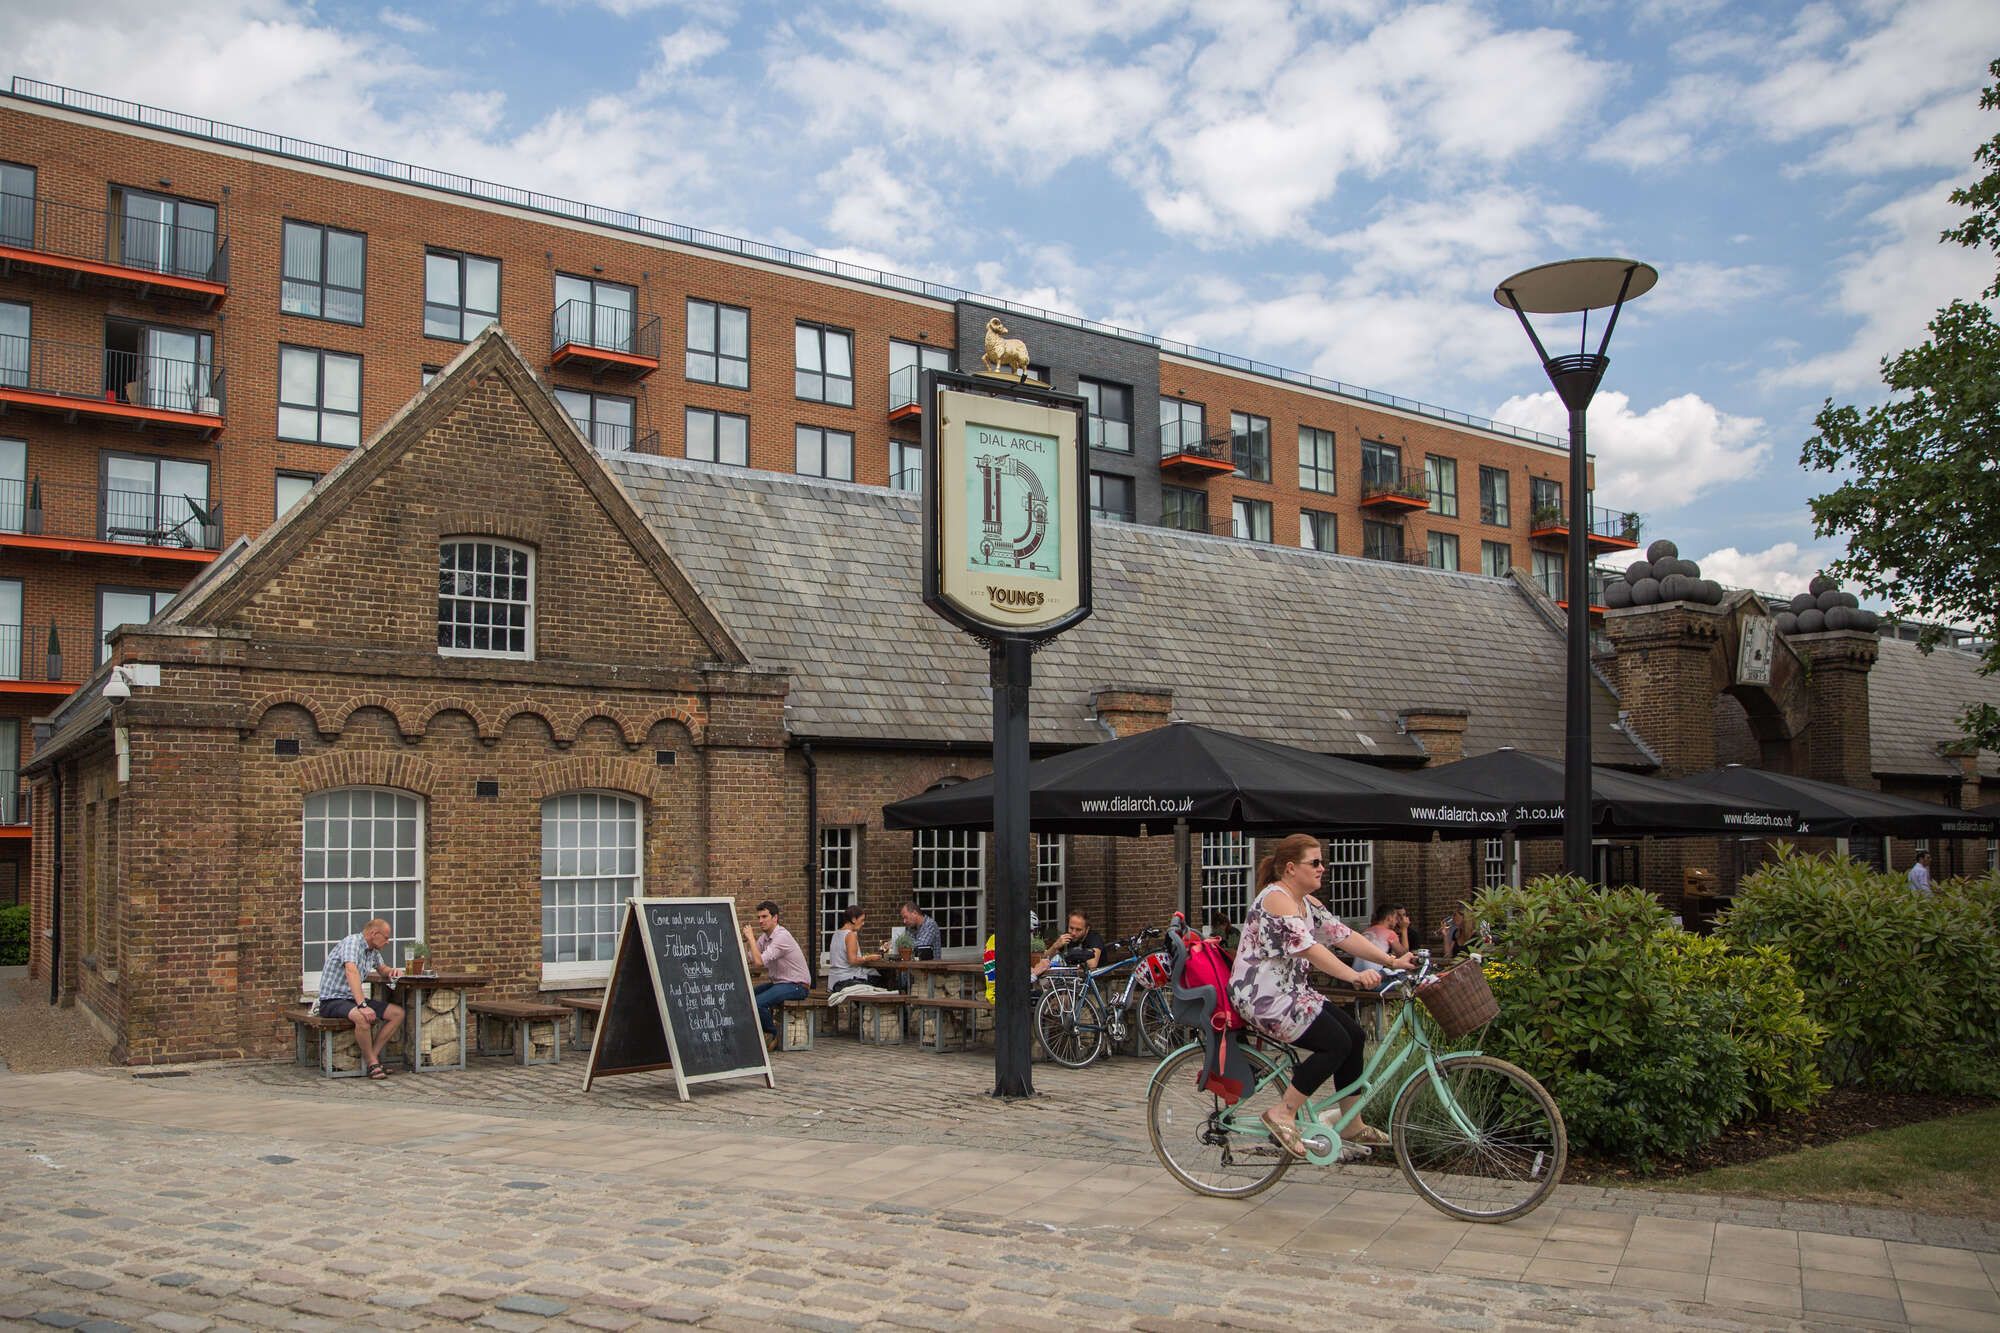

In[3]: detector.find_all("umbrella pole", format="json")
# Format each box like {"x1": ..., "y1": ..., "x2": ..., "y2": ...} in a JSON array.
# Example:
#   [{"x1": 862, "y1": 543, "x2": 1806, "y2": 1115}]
[{"x1": 1176, "y1": 819, "x2": 1192, "y2": 923}]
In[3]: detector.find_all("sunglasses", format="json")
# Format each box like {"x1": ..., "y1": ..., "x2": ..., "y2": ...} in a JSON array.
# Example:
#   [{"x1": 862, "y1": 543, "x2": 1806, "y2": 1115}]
[{"x1": 1303, "y1": 858, "x2": 1325, "y2": 868}]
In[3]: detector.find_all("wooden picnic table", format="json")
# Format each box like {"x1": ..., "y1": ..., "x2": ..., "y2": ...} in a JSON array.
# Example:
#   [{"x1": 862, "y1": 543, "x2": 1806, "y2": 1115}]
[
  {"x1": 369, "y1": 971, "x2": 490, "y2": 1071},
  {"x1": 869, "y1": 958, "x2": 985, "y2": 1000}
]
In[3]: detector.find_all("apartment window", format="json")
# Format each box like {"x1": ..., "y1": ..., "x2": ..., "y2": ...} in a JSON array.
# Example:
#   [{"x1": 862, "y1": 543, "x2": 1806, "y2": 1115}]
[
  {"x1": 685, "y1": 407, "x2": 749, "y2": 466},
  {"x1": 275, "y1": 470, "x2": 320, "y2": 519},
  {"x1": 1480, "y1": 465, "x2": 1510, "y2": 526},
  {"x1": 1481, "y1": 540, "x2": 1513, "y2": 578},
  {"x1": 0, "y1": 579, "x2": 19, "y2": 680},
  {"x1": 1427, "y1": 530, "x2": 1460, "y2": 570},
  {"x1": 686, "y1": 299, "x2": 749, "y2": 388},
  {"x1": 1322, "y1": 838, "x2": 1374, "y2": 925},
  {"x1": 795, "y1": 322, "x2": 853, "y2": 406},
  {"x1": 1531, "y1": 547, "x2": 1565, "y2": 600},
  {"x1": 1230, "y1": 412, "x2": 1271, "y2": 481},
  {"x1": 1362, "y1": 440, "x2": 1402, "y2": 488},
  {"x1": 103, "y1": 453, "x2": 209, "y2": 547},
  {"x1": 1530, "y1": 476, "x2": 1564, "y2": 524},
  {"x1": 1989, "y1": 839, "x2": 1997, "y2": 872},
  {"x1": 1035, "y1": 834, "x2": 1066, "y2": 933},
  {"x1": 554, "y1": 274, "x2": 636, "y2": 354},
  {"x1": 0, "y1": 301, "x2": 27, "y2": 388},
  {"x1": 1426, "y1": 455, "x2": 1458, "y2": 517},
  {"x1": 0, "y1": 163, "x2": 32, "y2": 248},
  {"x1": 437, "y1": 539, "x2": 534, "y2": 659},
  {"x1": 278, "y1": 346, "x2": 361, "y2": 446},
  {"x1": 1027, "y1": 363, "x2": 1053, "y2": 386},
  {"x1": 890, "y1": 439, "x2": 923, "y2": 493},
  {"x1": 421, "y1": 364, "x2": 442, "y2": 388},
  {"x1": 541, "y1": 791, "x2": 640, "y2": 979},
  {"x1": 302, "y1": 788, "x2": 423, "y2": 984},
  {"x1": 555, "y1": 388, "x2": 636, "y2": 453},
  {"x1": 1362, "y1": 519, "x2": 1401, "y2": 563},
  {"x1": 1481, "y1": 838, "x2": 1511, "y2": 889},
  {"x1": 0, "y1": 718, "x2": 17, "y2": 825},
  {"x1": 96, "y1": 587, "x2": 175, "y2": 666},
  {"x1": 1201, "y1": 832, "x2": 1252, "y2": 924},
  {"x1": 1300, "y1": 509, "x2": 1337, "y2": 552},
  {"x1": 423, "y1": 249, "x2": 499, "y2": 341},
  {"x1": 795, "y1": 425, "x2": 855, "y2": 481},
  {"x1": 111, "y1": 186, "x2": 216, "y2": 279},
  {"x1": 889, "y1": 339, "x2": 949, "y2": 411},
  {"x1": 0, "y1": 439, "x2": 23, "y2": 534},
  {"x1": 1080, "y1": 377, "x2": 1132, "y2": 453},
  {"x1": 1159, "y1": 398, "x2": 1205, "y2": 455},
  {"x1": 1161, "y1": 485, "x2": 1208, "y2": 533},
  {"x1": 1232, "y1": 497, "x2": 1272, "y2": 543},
  {"x1": 819, "y1": 827, "x2": 859, "y2": 958},
  {"x1": 911, "y1": 829, "x2": 984, "y2": 955},
  {"x1": 1299, "y1": 426, "x2": 1337, "y2": 493},
  {"x1": 1090, "y1": 472, "x2": 1135, "y2": 522},
  {"x1": 280, "y1": 221, "x2": 365, "y2": 325}
]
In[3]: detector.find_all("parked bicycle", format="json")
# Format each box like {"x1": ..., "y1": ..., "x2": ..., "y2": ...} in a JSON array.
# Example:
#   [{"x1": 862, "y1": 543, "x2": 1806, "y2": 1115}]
[
  {"x1": 1035, "y1": 927, "x2": 1198, "y2": 1066},
  {"x1": 1145, "y1": 924, "x2": 1565, "y2": 1223}
]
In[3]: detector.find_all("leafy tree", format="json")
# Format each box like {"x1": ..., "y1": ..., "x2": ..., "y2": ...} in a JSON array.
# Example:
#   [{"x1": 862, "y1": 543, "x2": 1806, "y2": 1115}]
[{"x1": 1802, "y1": 59, "x2": 2000, "y2": 751}]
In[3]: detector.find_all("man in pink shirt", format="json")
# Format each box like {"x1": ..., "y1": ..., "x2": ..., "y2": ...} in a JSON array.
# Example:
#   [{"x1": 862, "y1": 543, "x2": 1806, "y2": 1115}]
[{"x1": 743, "y1": 900, "x2": 812, "y2": 1051}]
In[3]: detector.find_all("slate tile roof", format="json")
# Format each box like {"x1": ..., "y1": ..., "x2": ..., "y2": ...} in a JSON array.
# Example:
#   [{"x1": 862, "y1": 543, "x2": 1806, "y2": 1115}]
[
  {"x1": 1868, "y1": 636, "x2": 2000, "y2": 779},
  {"x1": 606, "y1": 453, "x2": 1649, "y2": 763}
]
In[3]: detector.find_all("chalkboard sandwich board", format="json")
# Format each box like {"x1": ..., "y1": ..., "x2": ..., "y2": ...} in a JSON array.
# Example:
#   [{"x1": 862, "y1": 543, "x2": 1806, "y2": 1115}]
[{"x1": 583, "y1": 897, "x2": 774, "y2": 1101}]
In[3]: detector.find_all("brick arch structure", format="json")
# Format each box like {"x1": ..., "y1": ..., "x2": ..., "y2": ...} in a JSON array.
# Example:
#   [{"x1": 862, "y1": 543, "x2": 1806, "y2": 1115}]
[
  {"x1": 639, "y1": 703, "x2": 705, "y2": 746},
  {"x1": 291, "y1": 752, "x2": 441, "y2": 797},
  {"x1": 416, "y1": 696, "x2": 497, "y2": 742},
  {"x1": 332, "y1": 695, "x2": 421, "y2": 740},
  {"x1": 246, "y1": 692, "x2": 335, "y2": 736},
  {"x1": 494, "y1": 702, "x2": 565, "y2": 743},
  {"x1": 434, "y1": 508, "x2": 551, "y2": 549},
  {"x1": 528, "y1": 755, "x2": 663, "y2": 802},
  {"x1": 556, "y1": 707, "x2": 644, "y2": 747}
]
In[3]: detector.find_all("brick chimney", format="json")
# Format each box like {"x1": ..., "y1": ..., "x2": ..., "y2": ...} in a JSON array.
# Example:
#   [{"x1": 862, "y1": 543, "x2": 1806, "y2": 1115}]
[
  {"x1": 1399, "y1": 706, "x2": 1468, "y2": 767},
  {"x1": 1787, "y1": 630, "x2": 1879, "y2": 788},
  {"x1": 1092, "y1": 686, "x2": 1174, "y2": 738}
]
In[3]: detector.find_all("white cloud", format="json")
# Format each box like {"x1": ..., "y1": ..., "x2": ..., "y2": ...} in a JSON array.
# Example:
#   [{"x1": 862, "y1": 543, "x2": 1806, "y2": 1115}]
[
  {"x1": 1693, "y1": 540, "x2": 1843, "y2": 597},
  {"x1": 1490, "y1": 389, "x2": 1767, "y2": 509},
  {"x1": 1640, "y1": 260, "x2": 1784, "y2": 316},
  {"x1": 1588, "y1": 73, "x2": 1731, "y2": 170},
  {"x1": 816, "y1": 147, "x2": 945, "y2": 255},
  {"x1": 376, "y1": 7, "x2": 430, "y2": 35},
  {"x1": 649, "y1": 25, "x2": 728, "y2": 78}
]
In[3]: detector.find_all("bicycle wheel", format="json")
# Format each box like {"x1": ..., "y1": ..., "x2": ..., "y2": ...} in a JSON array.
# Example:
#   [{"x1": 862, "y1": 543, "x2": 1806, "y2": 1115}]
[
  {"x1": 1136, "y1": 987, "x2": 1199, "y2": 1058},
  {"x1": 1146, "y1": 1043, "x2": 1293, "y2": 1199},
  {"x1": 1390, "y1": 1054, "x2": 1566, "y2": 1223},
  {"x1": 1035, "y1": 983, "x2": 1106, "y2": 1068}
]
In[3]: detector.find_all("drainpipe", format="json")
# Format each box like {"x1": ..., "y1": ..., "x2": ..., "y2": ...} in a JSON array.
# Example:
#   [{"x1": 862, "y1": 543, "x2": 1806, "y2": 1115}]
[
  {"x1": 801, "y1": 742, "x2": 819, "y2": 986},
  {"x1": 48, "y1": 766, "x2": 62, "y2": 1006}
]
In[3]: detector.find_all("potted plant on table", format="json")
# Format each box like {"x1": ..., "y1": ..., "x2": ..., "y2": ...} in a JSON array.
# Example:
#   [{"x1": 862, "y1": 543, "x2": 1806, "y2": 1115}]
[
  {"x1": 404, "y1": 941, "x2": 432, "y2": 975},
  {"x1": 889, "y1": 929, "x2": 914, "y2": 960}
]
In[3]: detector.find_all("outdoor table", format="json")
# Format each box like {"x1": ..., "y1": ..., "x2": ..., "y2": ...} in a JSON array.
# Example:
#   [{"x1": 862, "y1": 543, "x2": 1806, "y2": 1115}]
[
  {"x1": 370, "y1": 972, "x2": 490, "y2": 1072},
  {"x1": 869, "y1": 960, "x2": 988, "y2": 1047}
]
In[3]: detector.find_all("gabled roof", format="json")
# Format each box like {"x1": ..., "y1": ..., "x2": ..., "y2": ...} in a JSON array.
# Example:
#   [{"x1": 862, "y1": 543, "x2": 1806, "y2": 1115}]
[
  {"x1": 1869, "y1": 637, "x2": 2000, "y2": 779},
  {"x1": 606, "y1": 453, "x2": 1649, "y2": 762}
]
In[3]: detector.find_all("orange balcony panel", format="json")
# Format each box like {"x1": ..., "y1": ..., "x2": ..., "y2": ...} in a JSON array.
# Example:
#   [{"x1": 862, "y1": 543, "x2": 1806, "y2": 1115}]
[
  {"x1": 1588, "y1": 530, "x2": 1640, "y2": 552},
  {"x1": 1160, "y1": 451, "x2": 1236, "y2": 479},
  {"x1": 889, "y1": 401, "x2": 921, "y2": 423},
  {"x1": 550, "y1": 341, "x2": 659, "y2": 377},
  {"x1": 1358, "y1": 491, "x2": 1430, "y2": 512},
  {"x1": 0, "y1": 244, "x2": 227, "y2": 306},
  {"x1": 0, "y1": 826, "x2": 30, "y2": 839},
  {"x1": 1556, "y1": 600, "x2": 1608, "y2": 615},
  {"x1": 0, "y1": 387, "x2": 223, "y2": 440},
  {"x1": 1530, "y1": 522, "x2": 1568, "y2": 541},
  {"x1": 0, "y1": 680, "x2": 77, "y2": 697},
  {"x1": 0, "y1": 532, "x2": 219, "y2": 564}
]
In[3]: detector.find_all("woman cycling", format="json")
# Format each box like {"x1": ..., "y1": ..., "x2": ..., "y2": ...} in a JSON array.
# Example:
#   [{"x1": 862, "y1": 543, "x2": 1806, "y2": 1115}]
[{"x1": 1230, "y1": 833, "x2": 1414, "y2": 1158}]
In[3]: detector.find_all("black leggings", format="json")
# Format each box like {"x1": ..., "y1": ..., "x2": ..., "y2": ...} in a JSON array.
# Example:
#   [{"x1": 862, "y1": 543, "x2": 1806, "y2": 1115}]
[{"x1": 1291, "y1": 1004, "x2": 1367, "y2": 1098}]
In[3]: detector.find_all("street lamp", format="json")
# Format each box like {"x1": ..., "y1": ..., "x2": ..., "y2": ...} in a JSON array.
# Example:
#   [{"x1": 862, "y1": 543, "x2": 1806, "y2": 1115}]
[{"x1": 1494, "y1": 258, "x2": 1658, "y2": 881}]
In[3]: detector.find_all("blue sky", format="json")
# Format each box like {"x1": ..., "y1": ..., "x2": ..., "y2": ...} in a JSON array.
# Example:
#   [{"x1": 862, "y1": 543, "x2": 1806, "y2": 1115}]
[{"x1": 6, "y1": 0, "x2": 1996, "y2": 597}]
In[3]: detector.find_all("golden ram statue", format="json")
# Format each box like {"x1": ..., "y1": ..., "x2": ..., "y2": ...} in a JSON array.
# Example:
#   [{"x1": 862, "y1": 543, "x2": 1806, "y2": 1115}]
[{"x1": 981, "y1": 317, "x2": 1032, "y2": 375}]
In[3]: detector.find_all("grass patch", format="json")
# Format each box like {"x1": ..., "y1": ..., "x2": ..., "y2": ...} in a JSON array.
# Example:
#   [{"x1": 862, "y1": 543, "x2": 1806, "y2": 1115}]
[{"x1": 1661, "y1": 1108, "x2": 2000, "y2": 1220}]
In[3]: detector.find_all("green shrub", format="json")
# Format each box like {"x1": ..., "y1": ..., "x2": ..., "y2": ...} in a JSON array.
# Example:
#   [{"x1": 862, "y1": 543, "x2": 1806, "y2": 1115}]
[
  {"x1": 0, "y1": 904, "x2": 27, "y2": 966},
  {"x1": 1718, "y1": 852, "x2": 2000, "y2": 1093},
  {"x1": 1472, "y1": 874, "x2": 1824, "y2": 1167}
]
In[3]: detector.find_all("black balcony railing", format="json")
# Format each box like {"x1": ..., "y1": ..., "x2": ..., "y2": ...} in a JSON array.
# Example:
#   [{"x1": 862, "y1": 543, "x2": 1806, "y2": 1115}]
[
  {"x1": 0, "y1": 619, "x2": 97, "y2": 684},
  {"x1": 0, "y1": 189, "x2": 228, "y2": 286},
  {"x1": 1158, "y1": 419, "x2": 1232, "y2": 463},
  {"x1": 1588, "y1": 505, "x2": 1642, "y2": 545},
  {"x1": 565, "y1": 418, "x2": 657, "y2": 455},
  {"x1": 551, "y1": 299, "x2": 659, "y2": 362},
  {"x1": 1361, "y1": 467, "x2": 1428, "y2": 504},
  {"x1": 0, "y1": 334, "x2": 223, "y2": 417},
  {"x1": 1530, "y1": 504, "x2": 1566, "y2": 532},
  {"x1": 0, "y1": 475, "x2": 222, "y2": 551},
  {"x1": 888, "y1": 364, "x2": 919, "y2": 414},
  {"x1": 0, "y1": 781, "x2": 24, "y2": 827},
  {"x1": 1538, "y1": 565, "x2": 1617, "y2": 605}
]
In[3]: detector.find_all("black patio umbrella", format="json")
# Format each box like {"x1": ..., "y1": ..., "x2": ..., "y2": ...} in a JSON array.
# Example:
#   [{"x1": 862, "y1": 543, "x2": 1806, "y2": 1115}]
[
  {"x1": 881, "y1": 721, "x2": 1510, "y2": 839},
  {"x1": 1422, "y1": 748, "x2": 1800, "y2": 836},
  {"x1": 1671, "y1": 766, "x2": 2000, "y2": 839}
]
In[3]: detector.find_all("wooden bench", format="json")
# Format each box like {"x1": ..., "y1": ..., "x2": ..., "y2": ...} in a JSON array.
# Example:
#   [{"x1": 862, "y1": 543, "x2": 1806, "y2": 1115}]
[
  {"x1": 846, "y1": 992, "x2": 909, "y2": 1046},
  {"x1": 469, "y1": 999, "x2": 568, "y2": 1066},
  {"x1": 285, "y1": 1006, "x2": 372, "y2": 1079},
  {"x1": 911, "y1": 995, "x2": 993, "y2": 1053},
  {"x1": 776, "y1": 990, "x2": 835, "y2": 1051},
  {"x1": 552, "y1": 993, "x2": 603, "y2": 1051}
]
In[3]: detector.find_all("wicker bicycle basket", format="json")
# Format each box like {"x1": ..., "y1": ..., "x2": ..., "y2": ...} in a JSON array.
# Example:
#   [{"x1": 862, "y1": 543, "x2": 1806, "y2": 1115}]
[{"x1": 1418, "y1": 960, "x2": 1499, "y2": 1039}]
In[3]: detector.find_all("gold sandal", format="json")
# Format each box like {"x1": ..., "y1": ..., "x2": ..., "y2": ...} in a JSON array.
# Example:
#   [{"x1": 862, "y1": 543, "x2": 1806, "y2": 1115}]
[
  {"x1": 1260, "y1": 1109, "x2": 1306, "y2": 1158},
  {"x1": 1342, "y1": 1121, "x2": 1391, "y2": 1147}
]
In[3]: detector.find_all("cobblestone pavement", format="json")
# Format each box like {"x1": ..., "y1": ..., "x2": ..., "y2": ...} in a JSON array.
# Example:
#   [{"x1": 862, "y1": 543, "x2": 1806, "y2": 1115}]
[{"x1": 0, "y1": 1051, "x2": 1993, "y2": 1331}]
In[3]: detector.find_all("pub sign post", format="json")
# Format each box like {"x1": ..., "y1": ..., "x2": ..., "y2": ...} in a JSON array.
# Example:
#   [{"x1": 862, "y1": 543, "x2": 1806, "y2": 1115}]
[{"x1": 921, "y1": 358, "x2": 1092, "y2": 1098}]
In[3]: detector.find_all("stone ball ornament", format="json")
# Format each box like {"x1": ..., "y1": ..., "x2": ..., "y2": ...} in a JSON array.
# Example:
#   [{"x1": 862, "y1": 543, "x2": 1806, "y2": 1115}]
[
  {"x1": 1604, "y1": 579, "x2": 1634, "y2": 609},
  {"x1": 1776, "y1": 611, "x2": 1800, "y2": 634},
  {"x1": 1631, "y1": 577, "x2": 1662, "y2": 606},
  {"x1": 1646, "y1": 538, "x2": 1678, "y2": 563},
  {"x1": 1626, "y1": 560, "x2": 1652, "y2": 582},
  {"x1": 1797, "y1": 608, "x2": 1827, "y2": 633},
  {"x1": 1810, "y1": 573, "x2": 1838, "y2": 596}
]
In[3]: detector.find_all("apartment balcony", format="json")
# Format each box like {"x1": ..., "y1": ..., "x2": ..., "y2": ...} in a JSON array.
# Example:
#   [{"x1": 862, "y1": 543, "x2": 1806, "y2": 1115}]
[
  {"x1": 1359, "y1": 468, "x2": 1429, "y2": 511},
  {"x1": 565, "y1": 417, "x2": 658, "y2": 456},
  {"x1": 0, "y1": 782, "x2": 25, "y2": 837},
  {"x1": 1157, "y1": 420, "x2": 1235, "y2": 479},
  {"x1": 0, "y1": 619, "x2": 92, "y2": 697},
  {"x1": 0, "y1": 190, "x2": 228, "y2": 307},
  {"x1": 549, "y1": 299, "x2": 659, "y2": 378},
  {"x1": 0, "y1": 475, "x2": 221, "y2": 564},
  {"x1": 0, "y1": 336, "x2": 224, "y2": 439},
  {"x1": 1529, "y1": 505, "x2": 1568, "y2": 542},
  {"x1": 1587, "y1": 505, "x2": 1642, "y2": 552},
  {"x1": 1540, "y1": 565, "x2": 1616, "y2": 615}
]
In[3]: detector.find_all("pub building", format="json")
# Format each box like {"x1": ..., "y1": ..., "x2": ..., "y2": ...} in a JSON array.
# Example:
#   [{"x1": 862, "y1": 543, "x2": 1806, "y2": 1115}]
[{"x1": 21, "y1": 330, "x2": 1997, "y2": 1065}]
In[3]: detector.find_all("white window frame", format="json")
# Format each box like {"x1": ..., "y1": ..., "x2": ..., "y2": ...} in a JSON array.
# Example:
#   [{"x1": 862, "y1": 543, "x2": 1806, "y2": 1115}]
[
  {"x1": 300, "y1": 786, "x2": 425, "y2": 993},
  {"x1": 1201, "y1": 831, "x2": 1252, "y2": 923},
  {"x1": 540, "y1": 790, "x2": 641, "y2": 986},
  {"x1": 1481, "y1": 837, "x2": 1519, "y2": 889},
  {"x1": 1322, "y1": 837, "x2": 1374, "y2": 926},
  {"x1": 1035, "y1": 833, "x2": 1066, "y2": 932},
  {"x1": 437, "y1": 538, "x2": 535, "y2": 660},
  {"x1": 911, "y1": 828, "x2": 985, "y2": 958},
  {"x1": 818, "y1": 826, "x2": 860, "y2": 964}
]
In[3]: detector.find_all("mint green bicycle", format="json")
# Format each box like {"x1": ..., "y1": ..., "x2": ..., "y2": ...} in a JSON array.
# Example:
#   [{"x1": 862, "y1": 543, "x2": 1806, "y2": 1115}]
[{"x1": 1145, "y1": 948, "x2": 1565, "y2": 1222}]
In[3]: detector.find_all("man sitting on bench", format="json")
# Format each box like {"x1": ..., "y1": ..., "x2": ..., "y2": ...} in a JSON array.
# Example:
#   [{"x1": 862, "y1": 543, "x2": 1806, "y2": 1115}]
[
  {"x1": 743, "y1": 900, "x2": 811, "y2": 1053},
  {"x1": 317, "y1": 918, "x2": 405, "y2": 1080}
]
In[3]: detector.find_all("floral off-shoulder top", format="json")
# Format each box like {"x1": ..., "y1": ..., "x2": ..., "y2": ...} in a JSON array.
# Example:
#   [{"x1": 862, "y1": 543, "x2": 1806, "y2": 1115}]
[{"x1": 1228, "y1": 884, "x2": 1353, "y2": 1043}]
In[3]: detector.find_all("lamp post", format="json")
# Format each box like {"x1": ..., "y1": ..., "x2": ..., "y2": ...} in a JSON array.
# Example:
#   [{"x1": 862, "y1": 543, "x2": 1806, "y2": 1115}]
[{"x1": 1494, "y1": 258, "x2": 1657, "y2": 880}]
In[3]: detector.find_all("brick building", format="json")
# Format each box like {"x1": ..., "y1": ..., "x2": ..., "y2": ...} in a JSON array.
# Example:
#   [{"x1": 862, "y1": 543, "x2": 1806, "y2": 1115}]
[
  {"x1": 0, "y1": 78, "x2": 1631, "y2": 902},
  {"x1": 23, "y1": 329, "x2": 1995, "y2": 1064}
]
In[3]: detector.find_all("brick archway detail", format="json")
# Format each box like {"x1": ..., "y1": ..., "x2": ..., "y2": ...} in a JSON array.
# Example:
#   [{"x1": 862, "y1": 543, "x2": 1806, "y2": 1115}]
[
  {"x1": 640, "y1": 703, "x2": 705, "y2": 746},
  {"x1": 292, "y1": 751, "x2": 440, "y2": 797},
  {"x1": 529, "y1": 756, "x2": 661, "y2": 801},
  {"x1": 332, "y1": 695, "x2": 421, "y2": 740},
  {"x1": 246, "y1": 692, "x2": 336, "y2": 736},
  {"x1": 416, "y1": 696, "x2": 497, "y2": 741},
  {"x1": 556, "y1": 707, "x2": 644, "y2": 747}
]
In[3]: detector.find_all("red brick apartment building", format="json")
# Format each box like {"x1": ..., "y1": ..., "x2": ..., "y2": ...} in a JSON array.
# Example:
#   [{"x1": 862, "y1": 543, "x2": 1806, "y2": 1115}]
[{"x1": 0, "y1": 79, "x2": 1633, "y2": 904}]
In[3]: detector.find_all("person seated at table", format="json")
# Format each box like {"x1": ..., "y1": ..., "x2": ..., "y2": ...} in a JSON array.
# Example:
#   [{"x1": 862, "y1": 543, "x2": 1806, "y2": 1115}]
[
  {"x1": 983, "y1": 912, "x2": 1041, "y2": 1001},
  {"x1": 1436, "y1": 905, "x2": 1469, "y2": 959},
  {"x1": 316, "y1": 918, "x2": 406, "y2": 1080},
  {"x1": 828, "y1": 905, "x2": 890, "y2": 993},
  {"x1": 1360, "y1": 904, "x2": 1408, "y2": 956},
  {"x1": 743, "y1": 900, "x2": 812, "y2": 1052},
  {"x1": 1032, "y1": 909, "x2": 1104, "y2": 979},
  {"x1": 895, "y1": 900, "x2": 942, "y2": 961}
]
